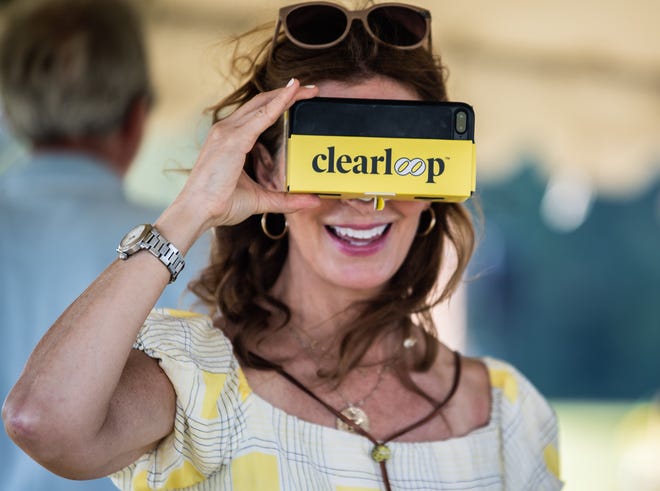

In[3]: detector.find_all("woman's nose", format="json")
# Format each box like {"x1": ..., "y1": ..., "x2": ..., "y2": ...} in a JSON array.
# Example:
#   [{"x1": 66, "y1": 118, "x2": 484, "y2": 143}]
[{"x1": 341, "y1": 196, "x2": 388, "y2": 212}]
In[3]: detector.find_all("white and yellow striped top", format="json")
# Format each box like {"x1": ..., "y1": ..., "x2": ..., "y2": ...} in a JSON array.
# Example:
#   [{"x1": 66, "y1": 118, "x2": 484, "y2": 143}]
[{"x1": 110, "y1": 309, "x2": 562, "y2": 491}]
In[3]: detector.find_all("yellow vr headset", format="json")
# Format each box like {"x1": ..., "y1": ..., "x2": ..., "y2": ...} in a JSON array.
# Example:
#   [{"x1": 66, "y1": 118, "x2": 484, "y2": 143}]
[{"x1": 285, "y1": 97, "x2": 476, "y2": 210}]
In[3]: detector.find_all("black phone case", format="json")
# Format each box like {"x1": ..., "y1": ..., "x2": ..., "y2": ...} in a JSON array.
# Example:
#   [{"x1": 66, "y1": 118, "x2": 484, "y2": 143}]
[{"x1": 287, "y1": 97, "x2": 475, "y2": 141}]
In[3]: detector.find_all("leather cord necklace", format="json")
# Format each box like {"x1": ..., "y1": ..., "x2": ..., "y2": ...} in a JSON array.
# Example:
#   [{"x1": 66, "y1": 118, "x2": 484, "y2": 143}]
[{"x1": 265, "y1": 350, "x2": 462, "y2": 491}]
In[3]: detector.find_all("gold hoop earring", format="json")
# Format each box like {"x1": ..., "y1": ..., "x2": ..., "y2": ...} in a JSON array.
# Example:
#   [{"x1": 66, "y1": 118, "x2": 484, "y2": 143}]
[
  {"x1": 417, "y1": 207, "x2": 436, "y2": 237},
  {"x1": 261, "y1": 213, "x2": 288, "y2": 240}
]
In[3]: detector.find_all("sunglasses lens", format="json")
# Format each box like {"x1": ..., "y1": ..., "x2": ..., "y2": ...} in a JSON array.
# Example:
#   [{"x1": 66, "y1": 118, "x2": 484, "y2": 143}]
[
  {"x1": 367, "y1": 6, "x2": 428, "y2": 47},
  {"x1": 286, "y1": 5, "x2": 348, "y2": 46}
]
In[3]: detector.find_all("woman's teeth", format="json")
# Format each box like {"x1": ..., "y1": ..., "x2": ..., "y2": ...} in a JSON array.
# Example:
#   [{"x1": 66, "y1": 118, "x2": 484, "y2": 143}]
[{"x1": 328, "y1": 225, "x2": 388, "y2": 244}]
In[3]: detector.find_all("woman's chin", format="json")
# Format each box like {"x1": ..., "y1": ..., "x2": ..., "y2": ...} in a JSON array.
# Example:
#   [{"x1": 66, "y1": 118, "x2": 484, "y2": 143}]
[{"x1": 322, "y1": 266, "x2": 394, "y2": 294}]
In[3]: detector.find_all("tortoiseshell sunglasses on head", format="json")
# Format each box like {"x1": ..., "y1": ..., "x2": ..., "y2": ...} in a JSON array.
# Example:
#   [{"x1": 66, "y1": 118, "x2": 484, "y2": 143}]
[{"x1": 272, "y1": 2, "x2": 432, "y2": 52}]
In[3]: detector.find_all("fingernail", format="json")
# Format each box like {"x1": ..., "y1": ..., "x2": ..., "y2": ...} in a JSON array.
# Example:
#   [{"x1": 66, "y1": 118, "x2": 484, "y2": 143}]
[
  {"x1": 286, "y1": 78, "x2": 295, "y2": 88},
  {"x1": 304, "y1": 84, "x2": 316, "y2": 88}
]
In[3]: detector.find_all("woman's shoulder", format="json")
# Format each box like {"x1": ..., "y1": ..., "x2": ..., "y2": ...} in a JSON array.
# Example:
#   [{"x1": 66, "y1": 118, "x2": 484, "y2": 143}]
[
  {"x1": 112, "y1": 309, "x2": 247, "y2": 490},
  {"x1": 448, "y1": 355, "x2": 545, "y2": 418},
  {"x1": 478, "y1": 356, "x2": 562, "y2": 486},
  {"x1": 479, "y1": 356, "x2": 553, "y2": 413}
]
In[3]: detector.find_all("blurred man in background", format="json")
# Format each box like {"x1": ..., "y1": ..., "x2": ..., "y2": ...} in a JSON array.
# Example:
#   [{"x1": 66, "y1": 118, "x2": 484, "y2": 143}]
[{"x1": 0, "y1": 0, "x2": 206, "y2": 489}]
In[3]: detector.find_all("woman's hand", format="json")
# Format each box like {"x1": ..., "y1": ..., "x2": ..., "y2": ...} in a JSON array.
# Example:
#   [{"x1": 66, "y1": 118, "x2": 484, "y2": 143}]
[{"x1": 163, "y1": 79, "x2": 320, "y2": 246}]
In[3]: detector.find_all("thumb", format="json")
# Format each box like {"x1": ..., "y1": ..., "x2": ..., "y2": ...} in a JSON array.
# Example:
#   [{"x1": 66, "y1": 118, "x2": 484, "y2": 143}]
[{"x1": 260, "y1": 190, "x2": 321, "y2": 215}]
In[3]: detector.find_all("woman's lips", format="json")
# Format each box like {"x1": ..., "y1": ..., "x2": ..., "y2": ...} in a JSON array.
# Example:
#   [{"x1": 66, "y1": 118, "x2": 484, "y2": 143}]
[{"x1": 325, "y1": 224, "x2": 391, "y2": 254}]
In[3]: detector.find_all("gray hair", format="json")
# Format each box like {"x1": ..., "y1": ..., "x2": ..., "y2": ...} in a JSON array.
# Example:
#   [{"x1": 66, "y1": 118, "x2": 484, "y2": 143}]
[{"x1": 0, "y1": 0, "x2": 152, "y2": 143}]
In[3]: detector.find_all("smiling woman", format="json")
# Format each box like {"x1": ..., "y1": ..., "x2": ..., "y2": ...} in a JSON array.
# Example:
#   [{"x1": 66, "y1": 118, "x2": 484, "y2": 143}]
[{"x1": 3, "y1": 2, "x2": 562, "y2": 490}]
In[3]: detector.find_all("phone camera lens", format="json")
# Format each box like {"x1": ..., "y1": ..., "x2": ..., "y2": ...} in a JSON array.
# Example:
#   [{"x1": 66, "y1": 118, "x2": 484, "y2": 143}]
[{"x1": 455, "y1": 111, "x2": 467, "y2": 134}]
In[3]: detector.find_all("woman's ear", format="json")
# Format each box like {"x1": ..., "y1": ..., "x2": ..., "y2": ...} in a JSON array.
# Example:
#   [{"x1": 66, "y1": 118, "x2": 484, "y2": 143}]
[{"x1": 251, "y1": 142, "x2": 282, "y2": 191}]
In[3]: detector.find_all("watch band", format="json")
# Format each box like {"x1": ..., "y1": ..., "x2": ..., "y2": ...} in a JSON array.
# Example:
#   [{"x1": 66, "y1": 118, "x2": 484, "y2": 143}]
[{"x1": 142, "y1": 228, "x2": 185, "y2": 283}]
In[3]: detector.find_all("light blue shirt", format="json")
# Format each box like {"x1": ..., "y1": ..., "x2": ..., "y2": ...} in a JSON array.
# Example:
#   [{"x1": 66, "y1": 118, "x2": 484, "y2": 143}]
[{"x1": 0, "y1": 152, "x2": 209, "y2": 491}]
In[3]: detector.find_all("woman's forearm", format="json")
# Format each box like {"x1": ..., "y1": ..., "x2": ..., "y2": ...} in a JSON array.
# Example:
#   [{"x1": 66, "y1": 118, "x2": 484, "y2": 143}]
[{"x1": 2, "y1": 205, "x2": 201, "y2": 473}]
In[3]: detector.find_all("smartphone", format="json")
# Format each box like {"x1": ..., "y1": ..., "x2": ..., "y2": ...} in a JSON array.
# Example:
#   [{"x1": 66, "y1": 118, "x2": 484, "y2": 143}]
[{"x1": 284, "y1": 97, "x2": 476, "y2": 203}]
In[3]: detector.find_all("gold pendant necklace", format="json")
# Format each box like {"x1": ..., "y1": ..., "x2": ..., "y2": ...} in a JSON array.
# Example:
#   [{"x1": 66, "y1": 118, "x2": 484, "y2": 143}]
[
  {"x1": 338, "y1": 405, "x2": 370, "y2": 432},
  {"x1": 335, "y1": 363, "x2": 386, "y2": 433},
  {"x1": 287, "y1": 323, "x2": 387, "y2": 433}
]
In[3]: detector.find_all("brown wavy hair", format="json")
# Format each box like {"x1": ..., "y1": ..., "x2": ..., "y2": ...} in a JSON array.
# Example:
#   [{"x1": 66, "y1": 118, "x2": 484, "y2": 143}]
[{"x1": 190, "y1": 14, "x2": 475, "y2": 391}]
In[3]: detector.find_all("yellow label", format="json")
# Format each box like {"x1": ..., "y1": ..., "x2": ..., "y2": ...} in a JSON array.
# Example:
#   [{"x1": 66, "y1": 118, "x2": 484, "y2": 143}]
[{"x1": 286, "y1": 134, "x2": 476, "y2": 202}]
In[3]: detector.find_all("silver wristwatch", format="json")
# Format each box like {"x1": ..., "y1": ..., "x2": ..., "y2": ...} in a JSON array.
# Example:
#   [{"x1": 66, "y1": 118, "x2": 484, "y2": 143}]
[{"x1": 117, "y1": 224, "x2": 185, "y2": 283}]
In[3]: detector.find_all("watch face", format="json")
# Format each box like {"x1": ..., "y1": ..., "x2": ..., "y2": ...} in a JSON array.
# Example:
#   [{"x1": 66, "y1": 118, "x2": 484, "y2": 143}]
[{"x1": 120, "y1": 224, "x2": 149, "y2": 249}]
